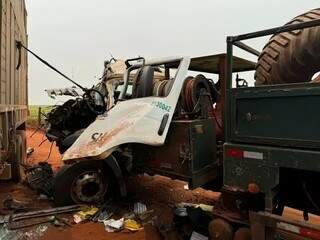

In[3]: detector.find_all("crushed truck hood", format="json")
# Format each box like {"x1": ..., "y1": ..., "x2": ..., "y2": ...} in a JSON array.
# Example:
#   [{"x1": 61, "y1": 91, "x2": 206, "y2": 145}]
[
  {"x1": 62, "y1": 56, "x2": 190, "y2": 162},
  {"x1": 62, "y1": 97, "x2": 173, "y2": 161}
]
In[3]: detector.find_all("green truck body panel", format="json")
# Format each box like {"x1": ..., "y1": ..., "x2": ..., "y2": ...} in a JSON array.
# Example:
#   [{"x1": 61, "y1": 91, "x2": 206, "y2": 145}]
[
  {"x1": 135, "y1": 118, "x2": 219, "y2": 188},
  {"x1": 225, "y1": 83, "x2": 320, "y2": 211},
  {"x1": 229, "y1": 83, "x2": 320, "y2": 149},
  {"x1": 224, "y1": 143, "x2": 320, "y2": 193}
]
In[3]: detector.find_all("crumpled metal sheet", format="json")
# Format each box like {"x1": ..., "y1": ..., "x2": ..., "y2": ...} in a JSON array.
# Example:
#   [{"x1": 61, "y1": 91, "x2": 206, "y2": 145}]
[
  {"x1": 0, "y1": 224, "x2": 48, "y2": 240},
  {"x1": 45, "y1": 87, "x2": 83, "y2": 99},
  {"x1": 134, "y1": 202, "x2": 147, "y2": 215}
]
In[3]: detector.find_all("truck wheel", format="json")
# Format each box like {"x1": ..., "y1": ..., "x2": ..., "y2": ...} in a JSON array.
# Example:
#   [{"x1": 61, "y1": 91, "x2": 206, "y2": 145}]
[
  {"x1": 11, "y1": 131, "x2": 26, "y2": 182},
  {"x1": 54, "y1": 160, "x2": 111, "y2": 206},
  {"x1": 255, "y1": 9, "x2": 320, "y2": 85},
  {"x1": 208, "y1": 218, "x2": 234, "y2": 240}
]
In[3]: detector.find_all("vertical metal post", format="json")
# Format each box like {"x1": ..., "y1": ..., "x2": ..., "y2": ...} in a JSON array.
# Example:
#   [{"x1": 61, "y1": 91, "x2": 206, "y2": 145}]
[
  {"x1": 38, "y1": 107, "x2": 41, "y2": 126},
  {"x1": 218, "y1": 56, "x2": 226, "y2": 141},
  {"x1": 225, "y1": 37, "x2": 233, "y2": 142}
]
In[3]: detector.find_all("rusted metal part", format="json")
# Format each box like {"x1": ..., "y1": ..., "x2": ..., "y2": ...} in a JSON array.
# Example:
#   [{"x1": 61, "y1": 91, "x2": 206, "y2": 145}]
[
  {"x1": 63, "y1": 120, "x2": 133, "y2": 161},
  {"x1": 233, "y1": 228, "x2": 251, "y2": 240},
  {"x1": 7, "y1": 216, "x2": 56, "y2": 230},
  {"x1": 45, "y1": 87, "x2": 83, "y2": 99},
  {"x1": 181, "y1": 76, "x2": 193, "y2": 111},
  {"x1": 208, "y1": 218, "x2": 234, "y2": 240},
  {"x1": 25, "y1": 162, "x2": 54, "y2": 197},
  {"x1": 3, "y1": 195, "x2": 31, "y2": 212},
  {"x1": 0, "y1": 205, "x2": 83, "y2": 224}
]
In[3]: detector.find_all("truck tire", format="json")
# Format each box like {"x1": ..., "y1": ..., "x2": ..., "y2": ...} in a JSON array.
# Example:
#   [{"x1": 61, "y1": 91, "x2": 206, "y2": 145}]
[
  {"x1": 54, "y1": 160, "x2": 113, "y2": 206},
  {"x1": 255, "y1": 9, "x2": 320, "y2": 85},
  {"x1": 11, "y1": 130, "x2": 26, "y2": 182}
]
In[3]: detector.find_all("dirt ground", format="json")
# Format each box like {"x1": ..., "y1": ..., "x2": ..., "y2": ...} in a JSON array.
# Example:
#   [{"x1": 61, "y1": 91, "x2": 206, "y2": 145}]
[
  {"x1": 23, "y1": 129, "x2": 219, "y2": 240},
  {"x1": 1, "y1": 128, "x2": 319, "y2": 240}
]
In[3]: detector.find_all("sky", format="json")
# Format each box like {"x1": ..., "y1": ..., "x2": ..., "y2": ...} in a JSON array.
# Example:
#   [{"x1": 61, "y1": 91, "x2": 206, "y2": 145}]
[{"x1": 26, "y1": 0, "x2": 319, "y2": 104}]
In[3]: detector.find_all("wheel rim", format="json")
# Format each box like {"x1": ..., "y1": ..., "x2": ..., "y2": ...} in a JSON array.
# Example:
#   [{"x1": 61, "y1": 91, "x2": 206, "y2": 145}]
[{"x1": 70, "y1": 170, "x2": 108, "y2": 203}]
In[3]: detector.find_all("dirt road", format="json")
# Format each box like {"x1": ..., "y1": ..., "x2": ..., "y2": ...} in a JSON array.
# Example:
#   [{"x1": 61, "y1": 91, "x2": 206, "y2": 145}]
[
  {"x1": 1, "y1": 129, "x2": 318, "y2": 240},
  {"x1": 24, "y1": 129, "x2": 219, "y2": 240}
]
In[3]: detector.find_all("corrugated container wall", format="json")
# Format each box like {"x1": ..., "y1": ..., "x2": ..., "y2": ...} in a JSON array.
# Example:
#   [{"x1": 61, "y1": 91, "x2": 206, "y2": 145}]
[{"x1": 0, "y1": 0, "x2": 28, "y2": 126}]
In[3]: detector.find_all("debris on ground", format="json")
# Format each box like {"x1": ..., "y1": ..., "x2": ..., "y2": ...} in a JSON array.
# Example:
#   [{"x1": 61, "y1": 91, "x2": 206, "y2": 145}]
[
  {"x1": 92, "y1": 203, "x2": 118, "y2": 222},
  {"x1": 26, "y1": 147, "x2": 34, "y2": 157},
  {"x1": 175, "y1": 202, "x2": 214, "y2": 212},
  {"x1": 134, "y1": 202, "x2": 147, "y2": 215},
  {"x1": 3, "y1": 194, "x2": 32, "y2": 212},
  {"x1": 170, "y1": 203, "x2": 214, "y2": 239},
  {"x1": 138, "y1": 209, "x2": 155, "y2": 221},
  {"x1": 103, "y1": 217, "x2": 124, "y2": 232},
  {"x1": 37, "y1": 194, "x2": 49, "y2": 200},
  {"x1": 53, "y1": 216, "x2": 73, "y2": 227},
  {"x1": 25, "y1": 162, "x2": 54, "y2": 197},
  {"x1": 0, "y1": 205, "x2": 82, "y2": 224},
  {"x1": 184, "y1": 206, "x2": 212, "y2": 237},
  {"x1": 124, "y1": 219, "x2": 143, "y2": 231},
  {"x1": 0, "y1": 224, "x2": 48, "y2": 240},
  {"x1": 190, "y1": 231, "x2": 208, "y2": 240},
  {"x1": 73, "y1": 206, "x2": 99, "y2": 223},
  {"x1": 0, "y1": 204, "x2": 80, "y2": 240},
  {"x1": 7, "y1": 215, "x2": 56, "y2": 230},
  {"x1": 10, "y1": 129, "x2": 222, "y2": 240}
]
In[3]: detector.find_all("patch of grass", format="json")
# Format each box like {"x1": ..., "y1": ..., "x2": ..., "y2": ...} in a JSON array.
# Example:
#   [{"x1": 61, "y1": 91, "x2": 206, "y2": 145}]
[{"x1": 27, "y1": 105, "x2": 53, "y2": 127}]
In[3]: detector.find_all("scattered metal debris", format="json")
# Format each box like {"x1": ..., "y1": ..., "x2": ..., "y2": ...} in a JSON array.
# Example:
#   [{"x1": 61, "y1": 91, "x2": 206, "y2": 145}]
[
  {"x1": 7, "y1": 216, "x2": 56, "y2": 230},
  {"x1": 37, "y1": 194, "x2": 49, "y2": 200},
  {"x1": 138, "y1": 209, "x2": 154, "y2": 221},
  {"x1": 91, "y1": 202, "x2": 118, "y2": 222},
  {"x1": 190, "y1": 231, "x2": 208, "y2": 240},
  {"x1": 134, "y1": 202, "x2": 147, "y2": 215},
  {"x1": 25, "y1": 162, "x2": 54, "y2": 197},
  {"x1": 174, "y1": 207, "x2": 188, "y2": 217},
  {"x1": 175, "y1": 202, "x2": 214, "y2": 213},
  {"x1": 73, "y1": 206, "x2": 99, "y2": 224},
  {"x1": 124, "y1": 219, "x2": 143, "y2": 232},
  {"x1": 103, "y1": 218, "x2": 124, "y2": 232},
  {"x1": 0, "y1": 224, "x2": 48, "y2": 240},
  {"x1": 45, "y1": 87, "x2": 83, "y2": 99},
  {"x1": 26, "y1": 147, "x2": 34, "y2": 156},
  {"x1": 0, "y1": 205, "x2": 82, "y2": 224},
  {"x1": 2, "y1": 195, "x2": 32, "y2": 212},
  {"x1": 54, "y1": 216, "x2": 72, "y2": 227}
]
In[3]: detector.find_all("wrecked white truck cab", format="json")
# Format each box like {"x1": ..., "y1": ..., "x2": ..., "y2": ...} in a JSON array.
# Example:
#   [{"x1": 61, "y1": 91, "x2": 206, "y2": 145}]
[
  {"x1": 53, "y1": 54, "x2": 254, "y2": 206},
  {"x1": 62, "y1": 56, "x2": 191, "y2": 162}
]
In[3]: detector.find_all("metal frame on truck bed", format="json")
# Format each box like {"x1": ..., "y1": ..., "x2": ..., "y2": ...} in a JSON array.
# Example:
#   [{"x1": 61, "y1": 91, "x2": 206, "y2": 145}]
[{"x1": 223, "y1": 19, "x2": 320, "y2": 239}]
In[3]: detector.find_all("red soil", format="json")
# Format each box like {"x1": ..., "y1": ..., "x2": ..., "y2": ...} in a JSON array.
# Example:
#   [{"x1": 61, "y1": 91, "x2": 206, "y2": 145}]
[{"x1": 0, "y1": 129, "x2": 317, "y2": 240}]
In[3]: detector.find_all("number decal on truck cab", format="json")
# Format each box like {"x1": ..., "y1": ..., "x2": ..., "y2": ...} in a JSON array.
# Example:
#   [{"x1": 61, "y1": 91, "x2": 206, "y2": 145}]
[{"x1": 151, "y1": 101, "x2": 172, "y2": 112}]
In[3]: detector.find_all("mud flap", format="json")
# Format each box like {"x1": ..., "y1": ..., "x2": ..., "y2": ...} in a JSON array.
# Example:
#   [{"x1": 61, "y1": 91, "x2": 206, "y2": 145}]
[{"x1": 104, "y1": 155, "x2": 127, "y2": 197}]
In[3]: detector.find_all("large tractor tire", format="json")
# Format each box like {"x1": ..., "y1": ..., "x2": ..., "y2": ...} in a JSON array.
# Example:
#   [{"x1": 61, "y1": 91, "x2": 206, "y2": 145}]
[{"x1": 255, "y1": 9, "x2": 320, "y2": 85}]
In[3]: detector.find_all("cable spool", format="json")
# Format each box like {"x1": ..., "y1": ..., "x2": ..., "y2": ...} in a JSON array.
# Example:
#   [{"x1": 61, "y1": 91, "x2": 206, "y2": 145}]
[{"x1": 181, "y1": 74, "x2": 214, "y2": 113}]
